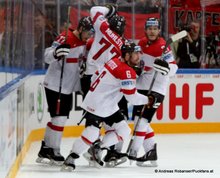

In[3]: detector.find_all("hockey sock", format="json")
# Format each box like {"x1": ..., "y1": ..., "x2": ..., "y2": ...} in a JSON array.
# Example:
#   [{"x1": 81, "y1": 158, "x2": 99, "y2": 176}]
[
  {"x1": 130, "y1": 118, "x2": 148, "y2": 152},
  {"x1": 143, "y1": 123, "x2": 156, "y2": 153},
  {"x1": 44, "y1": 116, "x2": 67, "y2": 150},
  {"x1": 71, "y1": 125, "x2": 100, "y2": 155}
]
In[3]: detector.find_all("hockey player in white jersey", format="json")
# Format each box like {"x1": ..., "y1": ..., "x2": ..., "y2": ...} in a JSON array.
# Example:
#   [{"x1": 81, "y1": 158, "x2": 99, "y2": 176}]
[
  {"x1": 61, "y1": 41, "x2": 155, "y2": 171},
  {"x1": 81, "y1": 5, "x2": 126, "y2": 97},
  {"x1": 79, "y1": 5, "x2": 129, "y2": 166},
  {"x1": 128, "y1": 17, "x2": 178, "y2": 166},
  {"x1": 36, "y1": 16, "x2": 94, "y2": 165}
]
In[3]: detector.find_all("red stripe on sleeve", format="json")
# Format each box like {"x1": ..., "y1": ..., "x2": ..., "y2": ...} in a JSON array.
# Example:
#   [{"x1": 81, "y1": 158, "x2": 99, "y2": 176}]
[
  {"x1": 92, "y1": 12, "x2": 103, "y2": 25},
  {"x1": 144, "y1": 66, "x2": 152, "y2": 71},
  {"x1": 66, "y1": 58, "x2": 78, "y2": 63},
  {"x1": 169, "y1": 60, "x2": 176, "y2": 64},
  {"x1": 121, "y1": 88, "x2": 136, "y2": 95}
]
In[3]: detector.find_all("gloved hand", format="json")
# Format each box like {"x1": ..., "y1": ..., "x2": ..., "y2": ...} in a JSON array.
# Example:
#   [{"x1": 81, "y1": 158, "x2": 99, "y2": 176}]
[
  {"x1": 105, "y1": 4, "x2": 117, "y2": 19},
  {"x1": 153, "y1": 58, "x2": 170, "y2": 75},
  {"x1": 53, "y1": 43, "x2": 70, "y2": 60},
  {"x1": 146, "y1": 94, "x2": 157, "y2": 109},
  {"x1": 133, "y1": 66, "x2": 142, "y2": 76},
  {"x1": 133, "y1": 60, "x2": 145, "y2": 76}
]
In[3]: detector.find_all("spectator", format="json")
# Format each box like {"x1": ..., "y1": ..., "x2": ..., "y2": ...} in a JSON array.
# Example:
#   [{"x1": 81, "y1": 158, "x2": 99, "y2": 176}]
[
  {"x1": 34, "y1": 13, "x2": 57, "y2": 69},
  {"x1": 176, "y1": 20, "x2": 202, "y2": 68},
  {"x1": 0, "y1": 6, "x2": 6, "y2": 66}
]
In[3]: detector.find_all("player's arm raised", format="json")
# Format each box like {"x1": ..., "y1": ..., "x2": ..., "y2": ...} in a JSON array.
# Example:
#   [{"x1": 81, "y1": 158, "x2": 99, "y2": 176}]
[{"x1": 90, "y1": 5, "x2": 117, "y2": 21}]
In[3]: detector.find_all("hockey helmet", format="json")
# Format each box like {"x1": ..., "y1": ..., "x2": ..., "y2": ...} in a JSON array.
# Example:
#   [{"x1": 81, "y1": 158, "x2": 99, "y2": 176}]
[
  {"x1": 121, "y1": 40, "x2": 141, "y2": 58},
  {"x1": 108, "y1": 15, "x2": 126, "y2": 36},
  {"x1": 145, "y1": 17, "x2": 160, "y2": 29},
  {"x1": 78, "y1": 16, "x2": 94, "y2": 32}
]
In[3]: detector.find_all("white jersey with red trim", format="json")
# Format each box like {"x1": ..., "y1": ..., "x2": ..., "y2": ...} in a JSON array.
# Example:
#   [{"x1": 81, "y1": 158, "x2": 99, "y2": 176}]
[
  {"x1": 44, "y1": 28, "x2": 86, "y2": 94},
  {"x1": 85, "y1": 6, "x2": 124, "y2": 75},
  {"x1": 81, "y1": 58, "x2": 149, "y2": 117},
  {"x1": 137, "y1": 37, "x2": 178, "y2": 95}
]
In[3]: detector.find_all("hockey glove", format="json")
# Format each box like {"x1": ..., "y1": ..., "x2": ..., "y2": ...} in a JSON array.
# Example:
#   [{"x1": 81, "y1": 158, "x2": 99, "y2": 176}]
[
  {"x1": 105, "y1": 4, "x2": 117, "y2": 19},
  {"x1": 53, "y1": 43, "x2": 70, "y2": 60},
  {"x1": 133, "y1": 66, "x2": 143, "y2": 76},
  {"x1": 133, "y1": 60, "x2": 145, "y2": 76},
  {"x1": 153, "y1": 58, "x2": 170, "y2": 75},
  {"x1": 146, "y1": 94, "x2": 157, "y2": 109}
]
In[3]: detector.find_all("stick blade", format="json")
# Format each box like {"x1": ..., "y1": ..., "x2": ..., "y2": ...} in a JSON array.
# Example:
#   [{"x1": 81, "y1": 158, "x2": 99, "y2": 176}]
[{"x1": 171, "y1": 30, "x2": 187, "y2": 42}]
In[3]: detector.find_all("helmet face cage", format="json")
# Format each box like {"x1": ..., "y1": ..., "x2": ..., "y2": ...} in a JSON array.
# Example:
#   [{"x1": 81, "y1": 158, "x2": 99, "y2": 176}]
[
  {"x1": 108, "y1": 15, "x2": 126, "y2": 36},
  {"x1": 145, "y1": 17, "x2": 160, "y2": 29},
  {"x1": 78, "y1": 16, "x2": 94, "y2": 32}
]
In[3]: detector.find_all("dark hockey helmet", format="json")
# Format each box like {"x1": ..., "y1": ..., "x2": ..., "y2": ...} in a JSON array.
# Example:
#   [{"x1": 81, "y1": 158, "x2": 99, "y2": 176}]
[
  {"x1": 145, "y1": 17, "x2": 160, "y2": 29},
  {"x1": 108, "y1": 15, "x2": 126, "y2": 36},
  {"x1": 77, "y1": 16, "x2": 94, "y2": 32},
  {"x1": 121, "y1": 40, "x2": 141, "y2": 58}
]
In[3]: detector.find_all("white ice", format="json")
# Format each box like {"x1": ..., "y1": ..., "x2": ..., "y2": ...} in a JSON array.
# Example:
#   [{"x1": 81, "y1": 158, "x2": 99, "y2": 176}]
[{"x1": 16, "y1": 134, "x2": 220, "y2": 178}]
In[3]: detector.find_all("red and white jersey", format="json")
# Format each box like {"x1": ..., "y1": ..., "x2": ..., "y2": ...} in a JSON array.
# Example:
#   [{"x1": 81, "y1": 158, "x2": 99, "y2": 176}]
[
  {"x1": 44, "y1": 28, "x2": 86, "y2": 94},
  {"x1": 81, "y1": 58, "x2": 149, "y2": 117},
  {"x1": 85, "y1": 6, "x2": 124, "y2": 75},
  {"x1": 137, "y1": 37, "x2": 178, "y2": 95}
]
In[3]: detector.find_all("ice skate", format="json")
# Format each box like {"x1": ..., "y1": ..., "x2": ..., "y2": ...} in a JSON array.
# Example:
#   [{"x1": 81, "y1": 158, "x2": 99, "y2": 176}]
[
  {"x1": 61, "y1": 152, "x2": 79, "y2": 172},
  {"x1": 127, "y1": 149, "x2": 137, "y2": 165},
  {"x1": 36, "y1": 141, "x2": 64, "y2": 166},
  {"x1": 136, "y1": 143, "x2": 158, "y2": 167},
  {"x1": 104, "y1": 149, "x2": 127, "y2": 167},
  {"x1": 83, "y1": 147, "x2": 96, "y2": 167},
  {"x1": 89, "y1": 142, "x2": 104, "y2": 168}
]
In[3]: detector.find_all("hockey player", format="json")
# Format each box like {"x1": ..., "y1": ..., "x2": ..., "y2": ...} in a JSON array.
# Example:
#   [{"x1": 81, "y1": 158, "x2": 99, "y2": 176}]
[
  {"x1": 128, "y1": 17, "x2": 178, "y2": 166},
  {"x1": 81, "y1": 5, "x2": 126, "y2": 97},
  {"x1": 78, "y1": 5, "x2": 129, "y2": 166},
  {"x1": 61, "y1": 41, "x2": 155, "y2": 171},
  {"x1": 36, "y1": 16, "x2": 94, "y2": 165}
]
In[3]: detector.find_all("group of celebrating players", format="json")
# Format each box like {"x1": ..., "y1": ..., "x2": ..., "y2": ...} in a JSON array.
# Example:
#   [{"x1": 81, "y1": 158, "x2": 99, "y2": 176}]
[{"x1": 36, "y1": 4, "x2": 178, "y2": 172}]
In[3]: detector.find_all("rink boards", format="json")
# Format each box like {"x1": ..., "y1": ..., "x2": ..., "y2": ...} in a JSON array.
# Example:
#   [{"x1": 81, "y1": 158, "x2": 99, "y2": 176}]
[{"x1": 1, "y1": 71, "x2": 220, "y2": 178}]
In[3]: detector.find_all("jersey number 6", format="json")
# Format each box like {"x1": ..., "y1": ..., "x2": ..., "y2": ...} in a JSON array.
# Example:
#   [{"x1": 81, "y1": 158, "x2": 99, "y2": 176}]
[{"x1": 90, "y1": 71, "x2": 107, "y2": 92}]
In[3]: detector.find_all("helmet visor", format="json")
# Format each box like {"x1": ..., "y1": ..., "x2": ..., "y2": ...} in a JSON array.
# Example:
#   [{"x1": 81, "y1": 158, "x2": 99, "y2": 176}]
[
  {"x1": 145, "y1": 20, "x2": 159, "y2": 28},
  {"x1": 134, "y1": 45, "x2": 141, "y2": 52}
]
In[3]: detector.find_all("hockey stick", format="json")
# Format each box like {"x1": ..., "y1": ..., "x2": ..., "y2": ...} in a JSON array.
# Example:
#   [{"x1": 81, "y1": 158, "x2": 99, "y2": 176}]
[
  {"x1": 56, "y1": 6, "x2": 71, "y2": 115},
  {"x1": 126, "y1": 30, "x2": 187, "y2": 154}
]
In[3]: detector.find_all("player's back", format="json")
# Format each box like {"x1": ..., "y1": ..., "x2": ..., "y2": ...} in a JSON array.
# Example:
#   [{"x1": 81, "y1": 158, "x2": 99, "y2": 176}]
[
  {"x1": 85, "y1": 6, "x2": 124, "y2": 75},
  {"x1": 82, "y1": 58, "x2": 135, "y2": 117}
]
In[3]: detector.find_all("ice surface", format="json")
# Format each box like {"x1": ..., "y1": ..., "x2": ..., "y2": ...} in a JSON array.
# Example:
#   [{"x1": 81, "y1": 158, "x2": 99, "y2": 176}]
[{"x1": 16, "y1": 134, "x2": 220, "y2": 178}]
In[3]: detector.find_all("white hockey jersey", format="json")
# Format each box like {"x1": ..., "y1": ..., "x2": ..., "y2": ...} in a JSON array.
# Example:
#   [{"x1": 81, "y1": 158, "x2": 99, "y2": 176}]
[
  {"x1": 85, "y1": 6, "x2": 124, "y2": 75},
  {"x1": 137, "y1": 37, "x2": 178, "y2": 95},
  {"x1": 81, "y1": 58, "x2": 149, "y2": 117},
  {"x1": 44, "y1": 28, "x2": 86, "y2": 94}
]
